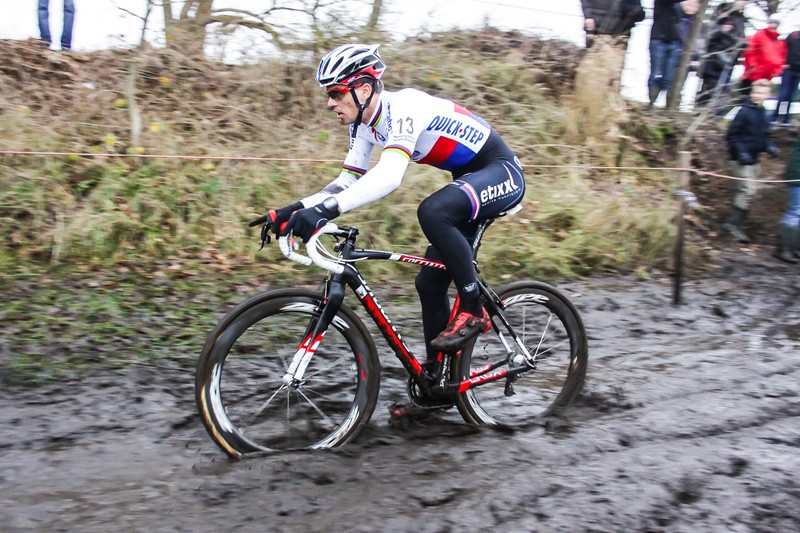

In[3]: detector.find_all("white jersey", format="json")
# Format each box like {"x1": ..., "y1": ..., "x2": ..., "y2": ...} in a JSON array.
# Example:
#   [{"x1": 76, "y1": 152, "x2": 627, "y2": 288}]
[
  {"x1": 346, "y1": 88, "x2": 491, "y2": 172},
  {"x1": 302, "y1": 89, "x2": 493, "y2": 213}
]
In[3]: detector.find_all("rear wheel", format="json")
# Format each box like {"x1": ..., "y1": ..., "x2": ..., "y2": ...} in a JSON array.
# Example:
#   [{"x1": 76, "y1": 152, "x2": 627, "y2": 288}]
[
  {"x1": 453, "y1": 281, "x2": 588, "y2": 428},
  {"x1": 196, "y1": 288, "x2": 380, "y2": 457}
]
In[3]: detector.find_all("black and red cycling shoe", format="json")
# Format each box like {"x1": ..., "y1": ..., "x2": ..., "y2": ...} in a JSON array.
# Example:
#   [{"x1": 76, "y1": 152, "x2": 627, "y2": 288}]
[{"x1": 430, "y1": 308, "x2": 491, "y2": 353}]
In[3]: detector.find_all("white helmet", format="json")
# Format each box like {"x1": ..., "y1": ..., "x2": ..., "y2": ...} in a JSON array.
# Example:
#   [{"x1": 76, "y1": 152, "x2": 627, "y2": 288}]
[{"x1": 316, "y1": 44, "x2": 386, "y2": 88}]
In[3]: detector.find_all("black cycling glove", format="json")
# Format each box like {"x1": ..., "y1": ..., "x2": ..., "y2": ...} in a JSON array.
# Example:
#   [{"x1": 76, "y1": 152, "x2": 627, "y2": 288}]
[
  {"x1": 284, "y1": 201, "x2": 339, "y2": 243},
  {"x1": 248, "y1": 201, "x2": 303, "y2": 248}
]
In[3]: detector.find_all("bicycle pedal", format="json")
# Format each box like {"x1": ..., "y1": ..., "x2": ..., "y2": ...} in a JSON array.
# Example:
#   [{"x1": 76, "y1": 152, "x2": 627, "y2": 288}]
[{"x1": 504, "y1": 379, "x2": 516, "y2": 397}]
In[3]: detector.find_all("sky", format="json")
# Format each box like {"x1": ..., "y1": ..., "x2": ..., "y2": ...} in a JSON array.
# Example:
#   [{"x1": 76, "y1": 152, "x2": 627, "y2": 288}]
[{"x1": 2, "y1": 1, "x2": 798, "y2": 103}]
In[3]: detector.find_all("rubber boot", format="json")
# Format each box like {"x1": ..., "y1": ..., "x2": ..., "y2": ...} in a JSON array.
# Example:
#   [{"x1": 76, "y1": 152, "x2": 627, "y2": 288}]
[
  {"x1": 774, "y1": 224, "x2": 799, "y2": 263},
  {"x1": 724, "y1": 206, "x2": 750, "y2": 243},
  {"x1": 647, "y1": 86, "x2": 660, "y2": 110}
]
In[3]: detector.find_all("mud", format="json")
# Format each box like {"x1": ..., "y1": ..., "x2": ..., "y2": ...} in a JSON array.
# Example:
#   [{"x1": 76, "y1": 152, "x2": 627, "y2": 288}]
[{"x1": 2, "y1": 248, "x2": 799, "y2": 532}]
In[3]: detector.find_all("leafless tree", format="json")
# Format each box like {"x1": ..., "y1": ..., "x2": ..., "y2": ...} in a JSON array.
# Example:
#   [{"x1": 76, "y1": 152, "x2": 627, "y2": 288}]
[{"x1": 160, "y1": 0, "x2": 388, "y2": 56}]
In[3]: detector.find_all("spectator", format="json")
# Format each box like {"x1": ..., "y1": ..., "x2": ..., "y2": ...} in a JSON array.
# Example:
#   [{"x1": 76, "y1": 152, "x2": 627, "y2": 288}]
[
  {"x1": 578, "y1": 0, "x2": 645, "y2": 118},
  {"x1": 772, "y1": 30, "x2": 800, "y2": 126},
  {"x1": 775, "y1": 134, "x2": 800, "y2": 263},
  {"x1": 38, "y1": 0, "x2": 75, "y2": 51},
  {"x1": 724, "y1": 79, "x2": 779, "y2": 243},
  {"x1": 580, "y1": 0, "x2": 645, "y2": 49},
  {"x1": 713, "y1": 1, "x2": 747, "y2": 42},
  {"x1": 708, "y1": 1, "x2": 748, "y2": 112},
  {"x1": 697, "y1": 17, "x2": 738, "y2": 107},
  {"x1": 739, "y1": 16, "x2": 786, "y2": 98},
  {"x1": 648, "y1": 0, "x2": 686, "y2": 109}
]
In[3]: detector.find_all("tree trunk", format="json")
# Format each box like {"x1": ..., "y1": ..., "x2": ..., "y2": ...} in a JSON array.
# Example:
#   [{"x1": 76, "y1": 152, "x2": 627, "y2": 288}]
[
  {"x1": 667, "y1": 0, "x2": 712, "y2": 111},
  {"x1": 162, "y1": 0, "x2": 175, "y2": 45},
  {"x1": 171, "y1": 0, "x2": 213, "y2": 56},
  {"x1": 767, "y1": 0, "x2": 780, "y2": 15},
  {"x1": 127, "y1": 1, "x2": 152, "y2": 149},
  {"x1": 365, "y1": 0, "x2": 384, "y2": 35}
]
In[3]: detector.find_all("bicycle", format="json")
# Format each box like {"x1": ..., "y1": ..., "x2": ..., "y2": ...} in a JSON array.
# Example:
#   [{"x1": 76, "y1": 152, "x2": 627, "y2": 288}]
[{"x1": 195, "y1": 206, "x2": 588, "y2": 458}]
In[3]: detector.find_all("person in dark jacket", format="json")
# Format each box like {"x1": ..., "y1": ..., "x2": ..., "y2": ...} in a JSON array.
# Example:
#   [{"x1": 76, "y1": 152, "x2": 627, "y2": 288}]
[
  {"x1": 581, "y1": 0, "x2": 645, "y2": 48},
  {"x1": 724, "y1": 80, "x2": 780, "y2": 243},
  {"x1": 648, "y1": 0, "x2": 687, "y2": 108},
  {"x1": 775, "y1": 134, "x2": 800, "y2": 263},
  {"x1": 772, "y1": 30, "x2": 800, "y2": 126},
  {"x1": 698, "y1": 17, "x2": 738, "y2": 107},
  {"x1": 712, "y1": 1, "x2": 747, "y2": 42}
]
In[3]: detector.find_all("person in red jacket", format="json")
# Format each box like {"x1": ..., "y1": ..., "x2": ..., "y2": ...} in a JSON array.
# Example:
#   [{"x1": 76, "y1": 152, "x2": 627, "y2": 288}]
[{"x1": 739, "y1": 16, "x2": 787, "y2": 97}]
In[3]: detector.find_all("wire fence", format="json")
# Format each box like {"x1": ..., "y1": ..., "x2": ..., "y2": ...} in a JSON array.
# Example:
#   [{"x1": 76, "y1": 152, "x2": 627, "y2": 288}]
[{"x1": 2, "y1": 150, "x2": 797, "y2": 183}]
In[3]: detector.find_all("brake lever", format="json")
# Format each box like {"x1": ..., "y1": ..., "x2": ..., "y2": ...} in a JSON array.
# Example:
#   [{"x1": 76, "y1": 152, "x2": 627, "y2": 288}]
[
  {"x1": 248, "y1": 214, "x2": 272, "y2": 250},
  {"x1": 259, "y1": 222, "x2": 272, "y2": 250}
]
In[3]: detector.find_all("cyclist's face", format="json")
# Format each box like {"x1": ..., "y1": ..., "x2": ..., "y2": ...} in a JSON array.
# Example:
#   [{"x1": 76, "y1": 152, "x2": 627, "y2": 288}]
[{"x1": 325, "y1": 83, "x2": 370, "y2": 125}]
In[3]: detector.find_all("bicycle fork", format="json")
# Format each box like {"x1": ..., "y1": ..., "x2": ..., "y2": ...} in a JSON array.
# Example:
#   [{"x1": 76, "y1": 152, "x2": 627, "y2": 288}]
[{"x1": 282, "y1": 277, "x2": 346, "y2": 386}]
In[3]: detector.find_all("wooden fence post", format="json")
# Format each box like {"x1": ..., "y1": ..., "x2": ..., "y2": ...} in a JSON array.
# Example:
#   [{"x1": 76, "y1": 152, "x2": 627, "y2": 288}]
[{"x1": 673, "y1": 151, "x2": 692, "y2": 305}]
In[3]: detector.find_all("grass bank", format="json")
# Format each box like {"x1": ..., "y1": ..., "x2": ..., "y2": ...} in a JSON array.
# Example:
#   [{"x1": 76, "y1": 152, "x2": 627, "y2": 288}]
[{"x1": 0, "y1": 29, "x2": 689, "y2": 382}]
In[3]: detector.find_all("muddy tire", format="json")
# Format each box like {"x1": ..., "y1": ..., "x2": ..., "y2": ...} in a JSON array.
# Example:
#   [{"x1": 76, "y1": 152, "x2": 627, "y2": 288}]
[
  {"x1": 196, "y1": 288, "x2": 380, "y2": 457},
  {"x1": 452, "y1": 281, "x2": 588, "y2": 428}
]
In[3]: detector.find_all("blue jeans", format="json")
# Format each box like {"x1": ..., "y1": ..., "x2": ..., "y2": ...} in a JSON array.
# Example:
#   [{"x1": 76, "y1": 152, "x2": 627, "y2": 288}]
[
  {"x1": 649, "y1": 40, "x2": 683, "y2": 93},
  {"x1": 783, "y1": 187, "x2": 800, "y2": 228},
  {"x1": 772, "y1": 69, "x2": 800, "y2": 124},
  {"x1": 38, "y1": 0, "x2": 75, "y2": 50}
]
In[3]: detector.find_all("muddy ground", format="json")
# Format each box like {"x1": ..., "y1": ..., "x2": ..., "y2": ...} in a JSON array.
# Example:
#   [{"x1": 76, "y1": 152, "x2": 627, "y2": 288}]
[{"x1": 2, "y1": 247, "x2": 799, "y2": 532}]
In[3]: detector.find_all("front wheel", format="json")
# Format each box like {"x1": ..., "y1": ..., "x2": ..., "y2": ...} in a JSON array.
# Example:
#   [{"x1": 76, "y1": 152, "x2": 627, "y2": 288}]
[
  {"x1": 195, "y1": 288, "x2": 380, "y2": 457},
  {"x1": 453, "y1": 281, "x2": 588, "y2": 428}
]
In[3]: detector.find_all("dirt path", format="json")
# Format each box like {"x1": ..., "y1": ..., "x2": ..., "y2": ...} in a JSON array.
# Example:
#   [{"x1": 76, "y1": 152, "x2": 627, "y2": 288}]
[{"x1": 2, "y1": 248, "x2": 799, "y2": 531}]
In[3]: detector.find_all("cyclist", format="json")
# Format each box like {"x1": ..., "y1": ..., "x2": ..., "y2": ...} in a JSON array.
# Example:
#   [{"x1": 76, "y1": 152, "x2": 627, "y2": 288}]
[{"x1": 256, "y1": 43, "x2": 525, "y2": 359}]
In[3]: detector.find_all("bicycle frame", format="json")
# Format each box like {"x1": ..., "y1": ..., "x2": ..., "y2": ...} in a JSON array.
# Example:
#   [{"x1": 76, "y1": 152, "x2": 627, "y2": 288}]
[{"x1": 280, "y1": 219, "x2": 536, "y2": 399}]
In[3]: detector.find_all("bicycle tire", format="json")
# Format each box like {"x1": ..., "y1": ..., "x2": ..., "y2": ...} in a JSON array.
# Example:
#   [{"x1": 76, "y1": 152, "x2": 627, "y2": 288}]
[
  {"x1": 196, "y1": 288, "x2": 380, "y2": 457},
  {"x1": 452, "y1": 280, "x2": 588, "y2": 428}
]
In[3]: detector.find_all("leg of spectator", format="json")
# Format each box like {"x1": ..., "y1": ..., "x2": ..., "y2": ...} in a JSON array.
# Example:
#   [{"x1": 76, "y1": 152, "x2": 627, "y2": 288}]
[
  {"x1": 777, "y1": 187, "x2": 800, "y2": 262},
  {"x1": 648, "y1": 40, "x2": 666, "y2": 108},
  {"x1": 37, "y1": 0, "x2": 51, "y2": 48},
  {"x1": 734, "y1": 163, "x2": 759, "y2": 212},
  {"x1": 773, "y1": 72, "x2": 792, "y2": 123},
  {"x1": 783, "y1": 70, "x2": 800, "y2": 125},
  {"x1": 699, "y1": 72, "x2": 721, "y2": 106},
  {"x1": 663, "y1": 41, "x2": 683, "y2": 104},
  {"x1": 783, "y1": 187, "x2": 800, "y2": 229},
  {"x1": 61, "y1": 0, "x2": 75, "y2": 51},
  {"x1": 726, "y1": 162, "x2": 758, "y2": 243},
  {"x1": 715, "y1": 64, "x2": 734, "y2": 116}
]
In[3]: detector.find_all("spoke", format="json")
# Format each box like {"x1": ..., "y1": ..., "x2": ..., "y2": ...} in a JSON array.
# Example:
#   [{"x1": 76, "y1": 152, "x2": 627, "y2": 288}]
[
  {"x1": 243, "y1": 382, "x2": 287, "y2": 428},
  {"x1": 286, "y1": 389, "x2": 290, "y2": 428},
  {"x1": 301, "y1": 383, "x2": 351, "y2": 402},
  {"x1": 302, "y1": 352, "x2": 352, "y2": 380},
  {"x1": 532, "y1": 312, "x2": 554, "y2": 361},
  {"x1": 297, "y1": 388, "x2": 337, "y2": 428},
  {"x1": 232, "y1": 377, "x2": 285, "y2": 405}
]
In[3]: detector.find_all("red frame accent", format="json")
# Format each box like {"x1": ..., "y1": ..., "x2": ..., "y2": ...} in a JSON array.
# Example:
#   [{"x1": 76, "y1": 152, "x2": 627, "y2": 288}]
[{"x1": 395, "y1": 254, "x2": 447, "y2": 269}]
